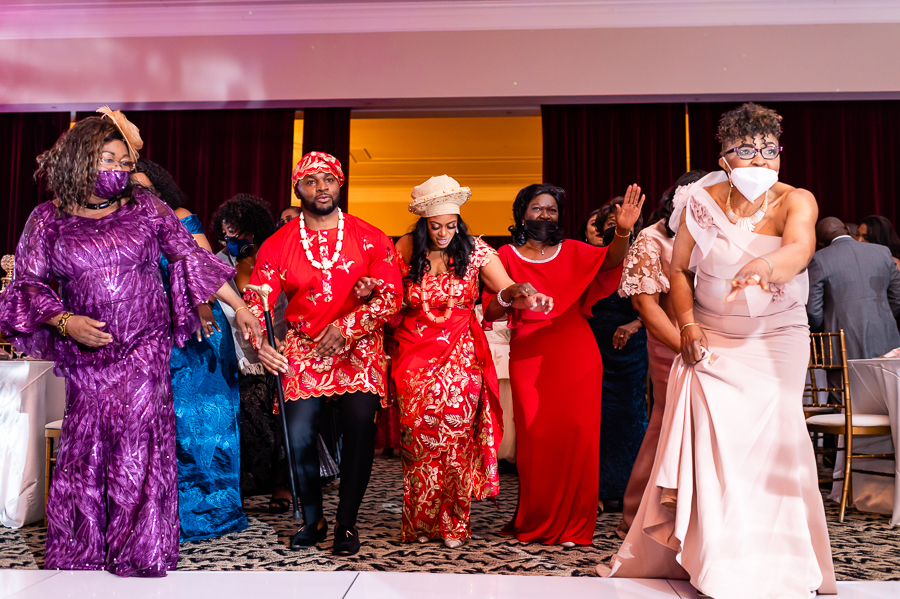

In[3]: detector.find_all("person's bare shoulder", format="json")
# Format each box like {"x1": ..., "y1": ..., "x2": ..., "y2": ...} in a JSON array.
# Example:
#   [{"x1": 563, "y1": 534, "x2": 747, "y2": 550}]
[
  {"x1": 395, "y1": 234, "x2": 413, "y2": 262},
  {"x1": 174, "y1": 207, "x2": 194, "y2": 219},
  {"x1": 781, "y1": 185, "x2": 817, "y2": 216}
]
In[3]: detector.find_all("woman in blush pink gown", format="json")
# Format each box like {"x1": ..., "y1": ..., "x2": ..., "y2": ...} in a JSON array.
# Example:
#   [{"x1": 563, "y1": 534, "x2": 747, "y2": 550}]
[{"x1": 603, "y1": 103, "x2": 836, "y2": 599}]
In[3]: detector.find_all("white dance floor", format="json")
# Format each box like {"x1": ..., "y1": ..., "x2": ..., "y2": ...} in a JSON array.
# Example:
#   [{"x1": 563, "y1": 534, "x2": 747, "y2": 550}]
[{"x1": 1, "y1": 570, "x2": 897, "y2": 599}]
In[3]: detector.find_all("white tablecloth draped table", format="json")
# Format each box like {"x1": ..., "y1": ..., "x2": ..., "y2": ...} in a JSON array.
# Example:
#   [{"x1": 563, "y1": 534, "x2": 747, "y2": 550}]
[
  {"x1": 0, "y1": 360, "x2": 66, "y2": 528},
  {"x1": 478, "y1": 306, "x2": 516, "y2": 462},
  {"x1": 829, "y1": 358, "x2": 899, "y2": 526}
]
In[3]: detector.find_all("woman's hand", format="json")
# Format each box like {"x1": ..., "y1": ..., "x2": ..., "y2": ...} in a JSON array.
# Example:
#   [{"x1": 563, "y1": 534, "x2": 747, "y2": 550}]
[
  {"x1": 615, "y1": 184, "x2": 646, "y2": 233},
  {"x1": 725, "y1": 258, "x2": 771, "y2": 302},
  {"x1": 66, "y1": 316, "x2": 114, "y2": 347},
  {"x1": 196, "y1": 303, "x2": 221, "y2": 341},
  {"x1": 235, "y1": 305, "x2": 263, "y2": 347},
  {"x1": 680, "y1": 323, "x2": 707, "y2": 364},
  {"x1": 505, "y1": 282, "x2": 538, "y2": 299},
  {"x1": 522, "y1": 293, "x2": 554, "y2": 313},
  {"x1": 314, "y1": 324, "x2": 347, "y2": 358},
  {"x1": 612, "y1": 319, "x2": 643, "y2": 350},
  {"x1": 353, "y1": 277, "x2": 380, "y2": 300},
  {"x1": 258, "y1": 338, "x2": 288, "y2": 375}
]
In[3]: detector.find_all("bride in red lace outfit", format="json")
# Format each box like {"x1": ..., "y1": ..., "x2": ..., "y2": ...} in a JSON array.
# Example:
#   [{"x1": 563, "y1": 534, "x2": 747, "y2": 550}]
[{"x1": 357, "y1": 176, "x2": 551, "y2": 548}]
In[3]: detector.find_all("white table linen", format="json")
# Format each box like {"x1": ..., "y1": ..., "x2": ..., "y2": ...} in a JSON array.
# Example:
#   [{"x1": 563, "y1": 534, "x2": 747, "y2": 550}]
[
  {"x1": 829, "y1": 358, "x2": 899, "y2": 525},
  {"x1": 0, "y1": 360, "x2": 66, "y2": 528},
  {"x1": 478, "y1": 306, "x2": 516, "y2": 462}
]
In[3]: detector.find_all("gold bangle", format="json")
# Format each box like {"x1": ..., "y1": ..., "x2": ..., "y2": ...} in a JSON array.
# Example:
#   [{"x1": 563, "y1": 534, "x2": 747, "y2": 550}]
[
  {"x1": 614, "y1": 227, "x2": 632, "y2": 238},
  {"x1": 234, "y1": 306, "x2": 250, "y2": 316},
  {"x1": 57, "y1": 312, "x2": 74, "y2": 337},
  {"x1": 680, "y1": 322, "x2": 700, "y2": 334}
]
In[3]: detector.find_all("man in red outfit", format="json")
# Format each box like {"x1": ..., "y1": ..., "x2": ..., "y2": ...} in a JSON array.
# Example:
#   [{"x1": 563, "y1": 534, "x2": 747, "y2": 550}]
[{"x1": 248, "y1": 152, "x2": 401, "y2": 556}]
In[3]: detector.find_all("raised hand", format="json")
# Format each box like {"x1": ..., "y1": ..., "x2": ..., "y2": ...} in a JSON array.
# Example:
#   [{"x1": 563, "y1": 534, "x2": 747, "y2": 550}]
[{"x1": 615, "y1": 184, "x2": 646, "y2": 233}]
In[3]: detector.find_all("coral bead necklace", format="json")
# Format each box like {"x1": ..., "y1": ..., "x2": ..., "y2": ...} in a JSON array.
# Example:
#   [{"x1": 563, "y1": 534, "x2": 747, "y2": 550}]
[{"x1": 299, "y1": 208, "x2": 343, "y2": 271}]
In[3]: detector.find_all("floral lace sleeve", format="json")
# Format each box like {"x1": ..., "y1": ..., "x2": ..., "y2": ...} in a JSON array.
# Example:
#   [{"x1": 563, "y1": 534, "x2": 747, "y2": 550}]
[
  {"x1": 618, "y1": 232, "x2": 669, "y2": 298},
  {"x1": 470, "y1": 237, "x2": 498, "y2": 271}
]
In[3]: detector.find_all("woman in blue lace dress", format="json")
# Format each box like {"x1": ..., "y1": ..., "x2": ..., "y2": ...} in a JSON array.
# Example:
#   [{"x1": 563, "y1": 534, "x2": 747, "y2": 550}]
[
  {"x1": 134, "y1": 160, "x2": 247, "y2": 541},
  {"x1": 580, "y1": 200, "x2": 648, "y2": 511}
]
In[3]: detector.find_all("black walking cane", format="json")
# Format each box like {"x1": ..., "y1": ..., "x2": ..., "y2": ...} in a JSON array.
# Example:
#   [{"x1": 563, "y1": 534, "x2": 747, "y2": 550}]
[{"x1": 245, "y1": 283, "x2": 302, "y2": 522}]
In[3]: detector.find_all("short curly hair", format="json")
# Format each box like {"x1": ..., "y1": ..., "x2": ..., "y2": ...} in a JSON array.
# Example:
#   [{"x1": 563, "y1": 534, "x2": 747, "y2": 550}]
[
  {"x1": 135, "y1": 157, "x2": 187, "y2": 210},
  {"x1": 209, "y1": 193, "x2": 275, "y2": 247},
  {"x1": 717, "y1": 102, "x2": 783, "y2": 153},
  {"x1": 35, "y1": 116, "x2": 126, "y2": 211}
]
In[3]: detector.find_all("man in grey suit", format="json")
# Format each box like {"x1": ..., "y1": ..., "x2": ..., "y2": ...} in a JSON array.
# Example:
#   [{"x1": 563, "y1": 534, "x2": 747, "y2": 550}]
[{"x1": 807, "y1": 217, "x2": 900, "y2": 361}]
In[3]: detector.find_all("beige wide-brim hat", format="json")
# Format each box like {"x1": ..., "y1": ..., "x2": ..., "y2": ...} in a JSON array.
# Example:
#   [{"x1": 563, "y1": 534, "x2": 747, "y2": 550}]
[{"x1": 408, "y1": 175, "x2": 471, "y2": 217}]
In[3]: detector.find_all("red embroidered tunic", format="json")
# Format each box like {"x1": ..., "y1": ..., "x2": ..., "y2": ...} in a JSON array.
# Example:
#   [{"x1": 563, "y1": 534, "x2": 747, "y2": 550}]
[{"x1": 245, "y1": 213, "x2": 401, "y2": 402}]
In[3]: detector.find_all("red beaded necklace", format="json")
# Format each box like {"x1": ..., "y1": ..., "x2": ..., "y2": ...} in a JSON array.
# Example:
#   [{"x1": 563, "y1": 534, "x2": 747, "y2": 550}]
[{"x1": 421, "y1": 256, "x2": 457, "y2": 324}]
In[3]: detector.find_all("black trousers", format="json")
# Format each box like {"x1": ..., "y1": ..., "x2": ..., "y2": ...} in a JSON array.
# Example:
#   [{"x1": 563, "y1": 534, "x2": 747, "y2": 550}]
[{"x1": 283, "y1": 391, "x2": 380, "y2": 527}]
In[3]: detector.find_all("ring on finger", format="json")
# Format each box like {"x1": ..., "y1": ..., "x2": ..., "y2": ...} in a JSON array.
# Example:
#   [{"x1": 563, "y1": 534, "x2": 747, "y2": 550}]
[{"x1": 750, "y1": 274, "x2": 762, "y2": 283}]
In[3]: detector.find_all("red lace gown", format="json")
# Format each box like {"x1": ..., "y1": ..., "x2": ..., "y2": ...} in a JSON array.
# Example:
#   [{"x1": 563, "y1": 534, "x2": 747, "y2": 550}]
[
  {"x1": 391, "y1": 238, "x2": 503, "y2": 542},
  {"x1": 483, "y1": 240, "x2": 620, "y2": 545}
]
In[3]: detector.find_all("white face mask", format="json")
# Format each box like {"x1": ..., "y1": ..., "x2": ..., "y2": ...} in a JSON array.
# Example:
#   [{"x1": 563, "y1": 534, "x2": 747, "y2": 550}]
[{"x1": 724, "y1": 163, "x2": 778, "y2": 202}]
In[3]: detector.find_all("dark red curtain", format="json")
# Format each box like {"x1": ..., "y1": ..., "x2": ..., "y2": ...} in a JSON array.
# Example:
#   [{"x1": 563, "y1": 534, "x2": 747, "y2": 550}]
[
  {"x1": 77, "y1": 108, "x2": 296, "y2": 236},
  {"x1": 542, "y1": 104, "x2": 688, "y2": 238},
  {"x1": 302, "y1": 107, "x2": 351, "y2": 211},
  {"x1": 1, "y1": 112, "x2": 70, "y2": 255},
  {"x1": 688, "y1": 101, "x2": 900, "y2": 225}
]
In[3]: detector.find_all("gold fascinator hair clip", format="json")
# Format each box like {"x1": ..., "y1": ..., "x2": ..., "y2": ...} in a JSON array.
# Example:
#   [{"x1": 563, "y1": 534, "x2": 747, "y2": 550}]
[{"x1": 96, "y1": 106, "x2": 144, "y2": 162}]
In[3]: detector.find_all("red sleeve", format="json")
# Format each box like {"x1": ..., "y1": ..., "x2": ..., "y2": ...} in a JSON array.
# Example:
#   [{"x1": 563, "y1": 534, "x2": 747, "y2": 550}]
[{"x1": 333, "y1": 228, "x2": 402, "y2": 342}]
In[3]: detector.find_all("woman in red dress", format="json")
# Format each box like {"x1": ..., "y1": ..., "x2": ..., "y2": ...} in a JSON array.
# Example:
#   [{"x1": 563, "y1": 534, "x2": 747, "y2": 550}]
[
  {"x1": 482, "y1": 183, "x2": 644, "y2": 545},
  {"x1": 358, "y1": 176, "x2": 552, "y2": 548}
]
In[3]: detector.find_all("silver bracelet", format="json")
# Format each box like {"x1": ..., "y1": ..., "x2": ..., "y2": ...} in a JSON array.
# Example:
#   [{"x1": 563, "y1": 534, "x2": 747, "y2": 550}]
[
  {"x1": 757, "y1": 256, "x2": 774, "y2": 277},
  {"x1": 496, "y1": 286, "x2": 513, "y2": 308}
]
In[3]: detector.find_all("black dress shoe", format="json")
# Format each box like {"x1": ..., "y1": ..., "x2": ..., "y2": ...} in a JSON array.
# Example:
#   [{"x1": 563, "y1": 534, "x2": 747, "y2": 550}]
[
  {"x1": 289, "y1": 519, "x2": 328, "y2": 550},
  {"x1": 333, "y1": 524, "x2": 361, "y2": 556}
]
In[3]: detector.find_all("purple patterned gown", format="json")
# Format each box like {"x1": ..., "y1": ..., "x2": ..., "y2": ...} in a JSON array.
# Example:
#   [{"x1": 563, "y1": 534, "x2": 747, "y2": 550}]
[{"x1": 0, "y1": 189, "x2": 235, "y2": 577}]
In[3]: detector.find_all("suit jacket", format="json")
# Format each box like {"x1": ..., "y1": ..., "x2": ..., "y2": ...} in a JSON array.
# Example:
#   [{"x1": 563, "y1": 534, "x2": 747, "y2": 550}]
[{"x1": 807, "y1": 236, "x2": 900, "y2": 360}]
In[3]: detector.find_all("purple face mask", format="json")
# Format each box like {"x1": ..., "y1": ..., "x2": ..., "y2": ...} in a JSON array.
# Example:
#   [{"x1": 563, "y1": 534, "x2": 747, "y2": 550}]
[{"x1": 94, "y1": 170, "x2": 130, "y2": 200}]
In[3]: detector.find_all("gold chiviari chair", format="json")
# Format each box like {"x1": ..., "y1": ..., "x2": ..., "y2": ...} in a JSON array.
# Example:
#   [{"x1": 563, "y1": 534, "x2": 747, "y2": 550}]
[{"x1": 805, "y1": 330, "x2": 895, "y2": 522}]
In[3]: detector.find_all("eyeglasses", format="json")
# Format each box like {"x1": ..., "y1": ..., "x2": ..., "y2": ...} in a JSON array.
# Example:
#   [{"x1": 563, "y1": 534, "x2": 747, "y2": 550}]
[
  {"x1": 99, "y1": 156, "x2": 136, "y2": 170},
  {"x1": 724, "y1": 145, "x2": 782, "y2": 160}
]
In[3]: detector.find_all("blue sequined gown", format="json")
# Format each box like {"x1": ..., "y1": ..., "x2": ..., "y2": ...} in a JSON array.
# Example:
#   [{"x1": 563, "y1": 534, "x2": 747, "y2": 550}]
[
  {"x1": 163, "y1": 215, "x2": 248, "y2": 542},
  {"x1": 588, "y1": 292, "x2": 648, "y2": 500}
]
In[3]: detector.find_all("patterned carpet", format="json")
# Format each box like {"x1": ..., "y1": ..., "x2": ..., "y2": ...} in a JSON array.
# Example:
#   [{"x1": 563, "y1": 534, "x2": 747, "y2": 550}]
[{"x1": 2, "y1": 455, "x2": 898, "y2": 579}]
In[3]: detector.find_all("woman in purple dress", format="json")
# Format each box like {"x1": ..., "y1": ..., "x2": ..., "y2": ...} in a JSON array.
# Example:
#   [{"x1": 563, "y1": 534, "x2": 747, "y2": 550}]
[{"x1": 0, "y1": 110, "x2": 261, "y2": 577}]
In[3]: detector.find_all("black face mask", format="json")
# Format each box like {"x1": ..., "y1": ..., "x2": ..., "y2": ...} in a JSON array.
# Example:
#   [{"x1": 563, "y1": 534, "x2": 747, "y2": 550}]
[{"x1": 523, "y1": 220, "x2": 560, "y2": 242}]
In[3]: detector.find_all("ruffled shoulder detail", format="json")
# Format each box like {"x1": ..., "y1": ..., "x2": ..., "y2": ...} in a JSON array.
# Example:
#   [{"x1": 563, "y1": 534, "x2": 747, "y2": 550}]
[
  {"x1": 668, "y1": 172, "x2": 726, "y2": 272},
  {"x1": 618, "y1": 230, "x2": 669, "y2": 297}
]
